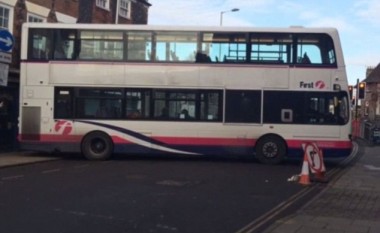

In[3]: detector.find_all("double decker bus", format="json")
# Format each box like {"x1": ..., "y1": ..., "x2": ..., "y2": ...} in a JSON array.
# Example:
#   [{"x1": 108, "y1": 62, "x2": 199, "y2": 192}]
[{"x1": 19, "y1": 23, "x2": 352, "y2": 163}]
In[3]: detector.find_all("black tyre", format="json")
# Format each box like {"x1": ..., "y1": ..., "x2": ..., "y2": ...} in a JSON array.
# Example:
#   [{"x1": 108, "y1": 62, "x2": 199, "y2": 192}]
[
  {"x1": 81, "y1": 131, "x2": 113, "y2": 160},
  {"x1": 255, "y1": 135, "x2": 287, "y2": 164}
]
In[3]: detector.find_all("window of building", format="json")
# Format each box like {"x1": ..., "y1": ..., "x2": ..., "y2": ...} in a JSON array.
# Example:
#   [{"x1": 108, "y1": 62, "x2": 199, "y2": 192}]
[
  {"x1": 0, "y1": 5, "x2": 10, "y2": 29},
  {"x1": 28, "y1": 14, "x2": 44, "y2": 23},
  {"x1": 119, "y1": 0, "x2": 131, "y2": 19},
  {"x1": 96, "y1": 0, "x2": 110, "y2": 10}
]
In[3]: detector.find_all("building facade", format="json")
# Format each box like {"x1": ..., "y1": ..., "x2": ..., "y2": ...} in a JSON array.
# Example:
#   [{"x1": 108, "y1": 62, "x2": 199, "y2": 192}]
[
  {"x1": 362, "y1": 64, "x2": 380, "y2": 122},
  {"x1": 0, "y1": 0, "x2": 151, "y2": 150}
]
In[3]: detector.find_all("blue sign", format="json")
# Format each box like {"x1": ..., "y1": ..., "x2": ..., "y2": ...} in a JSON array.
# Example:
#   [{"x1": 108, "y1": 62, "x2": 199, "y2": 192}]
[{"x1": 0, "y1": 29, "x2": 14, "y2": 52}]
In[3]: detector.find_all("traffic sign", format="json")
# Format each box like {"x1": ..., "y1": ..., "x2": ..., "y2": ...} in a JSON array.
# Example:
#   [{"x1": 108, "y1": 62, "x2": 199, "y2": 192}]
[
  {"x1": 0, "y1": 51, "x2": 11, "y2": 63},
  {"x1": 0, "y1": 29, "x2": 14, "y2": 52},
  {"x1": 302, "y1": 142, "x2": 323, "y2": 173}
]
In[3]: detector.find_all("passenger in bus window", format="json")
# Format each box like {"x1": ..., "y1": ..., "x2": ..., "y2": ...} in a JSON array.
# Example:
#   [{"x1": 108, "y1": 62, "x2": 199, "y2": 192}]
[
  {"x1": 195, "y1": 52, "x2": 211, "y2": 63},
  {"x1": 301, "y1": 52, "x2": 311, "y2": 64}
]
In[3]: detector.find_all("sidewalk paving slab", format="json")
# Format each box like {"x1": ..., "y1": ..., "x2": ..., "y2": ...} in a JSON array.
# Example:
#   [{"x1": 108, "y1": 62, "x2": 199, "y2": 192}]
[
  {"x1": 0, "y1": 151, "x2": 61, "y2": 168},
  {"x1": 264, "y1": 140, "x2": 380, "y2": 233}
]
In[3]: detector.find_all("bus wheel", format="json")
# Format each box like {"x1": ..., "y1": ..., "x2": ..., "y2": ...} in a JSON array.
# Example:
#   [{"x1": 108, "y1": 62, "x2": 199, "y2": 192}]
[
  {"x1": 255, "y1": 135, "x2": 286, "y2": 164},
  {"x1": 81, "y1": 131, "x2": 113, "y2": 160}
]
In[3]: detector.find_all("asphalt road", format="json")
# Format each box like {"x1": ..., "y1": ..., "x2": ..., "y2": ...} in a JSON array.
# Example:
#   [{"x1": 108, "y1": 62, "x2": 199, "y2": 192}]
[{"x1": 0, "y1": 155, "x2": 314, "y2": 233}]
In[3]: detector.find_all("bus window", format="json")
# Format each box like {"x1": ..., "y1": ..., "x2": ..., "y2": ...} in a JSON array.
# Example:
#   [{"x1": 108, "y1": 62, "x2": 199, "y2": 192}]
[
  {"x1": 200, "y1": 92, "x2": 222, "y2": 121},
  {"x1": 125, "y1": 90, "x2": 151, "y2": 119},
  {"x1": 75, "y1": 88, "x2": 123, "y2": 119},
  {"x1": 53, "y1": 29, "x2": 76, "y2": 60},
  {"x1": 296, "y1": 34, "x2": 336, "y2": 66},
  {"x1": 79, "y1": 30, "x2": 123, "y2": 60},
  {"x1": 126, "y1": 32, "x2": 153, "y2": 61},
  {"x1": 225, "y1": 90, "x2": 261, "y2": 123},
  {"x1": 202, "y1": 32, "x2": 246, "y2": 63},
  {"x1": 155, "y1": 32, "x2": 198, "y2": 62},
  {"x1": 263, "y1": 91, "x2": 348, "y2": 125},
  {"x1": 28, "y1": 29, "x2": 52, "y2": 60},
  {"x1": 54, "y1": 88, "x2": 73, "y2": 119},
  {"x1": 250, "y1": 33, "x2": 292, "y2": 64},
  {"x1": 153, "y1": 90, "x2": 196, "y2": 120}
]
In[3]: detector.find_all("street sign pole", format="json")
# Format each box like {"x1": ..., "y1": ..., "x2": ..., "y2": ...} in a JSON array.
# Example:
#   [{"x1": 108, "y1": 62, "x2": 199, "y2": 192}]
[{"x1": 355, "y1": 78, "x2": 359, "y2": 120}]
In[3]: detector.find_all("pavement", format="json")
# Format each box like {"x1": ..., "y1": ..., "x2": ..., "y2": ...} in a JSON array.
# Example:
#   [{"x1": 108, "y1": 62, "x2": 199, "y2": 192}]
[
  {"x1": 263, "y1": 139, "x2": 380, "y2": 233},
  {"x1": 0, "y1": 150, "x2": 61, "y2": 168},
  {"x1": 1, "y1": 140, "x2": 379, "y2": 233}
]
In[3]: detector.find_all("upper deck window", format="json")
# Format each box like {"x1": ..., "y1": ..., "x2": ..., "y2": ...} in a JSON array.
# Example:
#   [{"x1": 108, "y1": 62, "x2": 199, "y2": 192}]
[
  {"x1": 126, "y1": 31, "x2": 152, "y2": 61},
  {"x1": 155, "y1": 32, "x2": 198, "y2": 62},
  {"x1": 202, "y1": 33, "x2": 247, "y2": 63},
  {"x1": 296, "y1": 34, "x2": 336, "y2": 66},
  {"x1": 250, "y1": 33, "x2": 293, "y2": 64},
  {"x1": 79, "y1": 30, "x2": 123, "y2": 60},
  {"x1": 29, "y1": 29, "x2": 52, "y2": 60},
  {"x1": 53, "y1": 29, "x2": 76, "y2": 60},
  {"x1": 26, "y1": 27, "x2": 338, "y2": 68}
]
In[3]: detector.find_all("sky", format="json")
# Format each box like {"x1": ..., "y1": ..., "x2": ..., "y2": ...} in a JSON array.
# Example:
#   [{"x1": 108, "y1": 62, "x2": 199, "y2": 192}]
[{"x1": 148, "y1": 0, "x2": 380, "y2": 85}]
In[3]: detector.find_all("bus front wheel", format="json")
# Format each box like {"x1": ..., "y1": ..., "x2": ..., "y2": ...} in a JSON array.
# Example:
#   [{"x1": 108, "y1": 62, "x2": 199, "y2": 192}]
[
  {"x1": 255, "y1": 135, "x2": 286, "y2": 164},
  {"x1": 81, "y1": 131, "x2": 114, "y2": 160}
]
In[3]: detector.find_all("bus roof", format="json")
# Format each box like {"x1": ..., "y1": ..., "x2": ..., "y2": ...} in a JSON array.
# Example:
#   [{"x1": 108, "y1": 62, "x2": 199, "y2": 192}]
[{"x1": 22, "y1": 22, "x2": 339, "y2": 35}]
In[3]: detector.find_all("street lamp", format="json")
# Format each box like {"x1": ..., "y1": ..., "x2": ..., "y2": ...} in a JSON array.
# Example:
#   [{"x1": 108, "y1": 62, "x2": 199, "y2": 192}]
[{"x1": 220, "y1": 8, "x2": 239, "y2": 26}]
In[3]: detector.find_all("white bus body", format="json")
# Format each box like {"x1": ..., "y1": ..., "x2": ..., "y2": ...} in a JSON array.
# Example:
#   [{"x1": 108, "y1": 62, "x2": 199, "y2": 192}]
[{"x1": 19, "y1": 23, "x2": 352, "y2": 163}]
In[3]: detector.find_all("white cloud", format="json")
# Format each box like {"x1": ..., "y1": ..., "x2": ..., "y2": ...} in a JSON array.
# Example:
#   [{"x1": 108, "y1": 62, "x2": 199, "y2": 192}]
[
  {"x1": 355, "y1": 0, "x2": 380, "y2": 26},
  {"x1": 306, "y1": 17, "x2": 354, "y2": 32},
  {"x1": 148, "y1": 0, "x2": 275, "y2": 26}
]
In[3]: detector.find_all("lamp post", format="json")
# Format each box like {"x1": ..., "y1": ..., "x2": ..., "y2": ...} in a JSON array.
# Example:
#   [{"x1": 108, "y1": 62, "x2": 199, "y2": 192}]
[{"x1": 220, "y1": 8, "x2": 239, "y2": 26}]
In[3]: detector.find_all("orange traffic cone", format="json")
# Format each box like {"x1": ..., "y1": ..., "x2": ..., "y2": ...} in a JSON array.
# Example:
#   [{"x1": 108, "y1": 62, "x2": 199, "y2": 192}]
[{"x1": 299, "y1": 155, "x2": 311, "y2": 185}]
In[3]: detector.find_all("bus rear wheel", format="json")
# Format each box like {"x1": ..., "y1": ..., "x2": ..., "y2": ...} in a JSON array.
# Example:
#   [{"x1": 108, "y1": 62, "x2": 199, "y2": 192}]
[
  {"x1": 81, "y1": 131, "x2": 113, "y2": 160},
  {"x1": 255, "y1": 135, "x2": 286, "y2": 164}
]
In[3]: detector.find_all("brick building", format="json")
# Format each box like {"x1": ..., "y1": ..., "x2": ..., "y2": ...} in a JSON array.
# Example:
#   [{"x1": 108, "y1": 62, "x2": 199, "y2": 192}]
[
  {"x1": 0, "y1": 0, "x2": 151, "y2": 150},
  {"x1": 362, "y1": 64, "x2": 380, "y2": 121}
]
